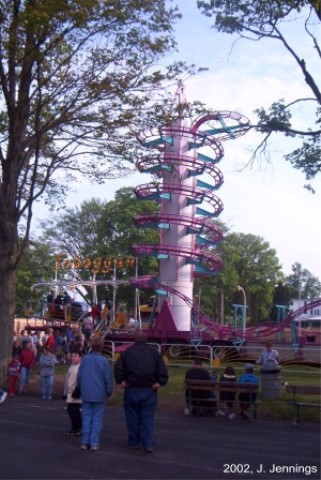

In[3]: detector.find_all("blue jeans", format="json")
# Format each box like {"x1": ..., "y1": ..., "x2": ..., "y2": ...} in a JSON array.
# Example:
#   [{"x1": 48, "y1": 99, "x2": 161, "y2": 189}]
[
  {"x1": 40, "y1": 375, "x2": 54, "y2": 399},
  {"x1": 124, "y1": 388, "x2": 157, "y2": 448},
  {"x1": 20, "y1": 367, "x2": 32, "y2": 391},
  {"x1": 81, "y1": 402, "x2": 105, "y2": 447}
]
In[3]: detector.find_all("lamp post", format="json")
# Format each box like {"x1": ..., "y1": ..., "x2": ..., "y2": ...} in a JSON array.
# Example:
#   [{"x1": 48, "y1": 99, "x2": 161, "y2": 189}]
[
  {"x1": 134, "y1": 257, "x2": 142, "y2": 329},
  {"x1": 112, "y1": 259, "x2": 117, "y2": 324},
  {"x1": 237, "y1": 285, "x2": 247, "y2": 338}
]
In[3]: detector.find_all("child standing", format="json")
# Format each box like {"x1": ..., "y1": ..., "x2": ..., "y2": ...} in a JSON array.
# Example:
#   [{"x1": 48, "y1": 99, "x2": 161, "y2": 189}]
[
  {"x1": 7, "y1": 355, "x2": 20, "y2": 397},
  {"x1": 63, "y1": 348, "x2": 83, "y2": 436},
  {"x1": 39, "y1": 346, "x2": 58, "y2": 400}
]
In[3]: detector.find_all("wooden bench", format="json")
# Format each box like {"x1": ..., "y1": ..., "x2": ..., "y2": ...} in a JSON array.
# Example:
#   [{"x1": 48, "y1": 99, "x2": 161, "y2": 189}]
[
  {"x1": 285, "y1": 384, "x2": 321, "y2": 425},
  {"x1": 184, "y1": 379, "x2": 259, "y2": 420}
]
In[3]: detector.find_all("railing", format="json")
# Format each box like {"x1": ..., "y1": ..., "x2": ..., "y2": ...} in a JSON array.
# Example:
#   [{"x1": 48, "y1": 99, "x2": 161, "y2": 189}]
[{"x1": 102, "y1": 341, "x2": 320, "y2": 373}]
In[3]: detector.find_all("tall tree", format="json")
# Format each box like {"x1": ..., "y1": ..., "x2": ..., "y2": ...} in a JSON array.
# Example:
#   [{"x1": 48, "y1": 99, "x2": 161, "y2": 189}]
[
  {"x1": 0, "y1": 0, "x2": 190, "y2": 379},
  {"x1": 40, "y1": 188, "x2": 160, "y2": 310},
  {"x1": 197, "y1": 0, "x2": 321, "y2": 191},
  {"x1": 286, "y1": 262, "x2": 321, "y2": 299},
  {"x1": 40, "y1": 198, "x2": 107, "y2": 260},
  {"x1": 195, "y1": 231, "x2": 283, "y2": 323},
  {"x1": 16, "y1": 239, "x2": 55, "y2": 315},
  {"x1": 269, "y1": 281, "x2": 291, "y2": 321}
]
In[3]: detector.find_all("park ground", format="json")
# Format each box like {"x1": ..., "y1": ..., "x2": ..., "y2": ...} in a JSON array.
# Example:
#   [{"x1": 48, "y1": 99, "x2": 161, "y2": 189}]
[{"x1": 0, "y1": 366, "x2": 320, "y2": 480}]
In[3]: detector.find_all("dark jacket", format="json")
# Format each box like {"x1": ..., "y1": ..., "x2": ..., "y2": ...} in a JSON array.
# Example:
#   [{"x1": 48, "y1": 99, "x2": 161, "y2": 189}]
[
  {"x1": 114, "y1": 342, "x2": 168, "y2": 389},
  {"x1": 185, "y1": 366, "x2": 213, "y2": 400},
  {"x1": 219, "y1": 373, "x2": 237, "y2": 401}
]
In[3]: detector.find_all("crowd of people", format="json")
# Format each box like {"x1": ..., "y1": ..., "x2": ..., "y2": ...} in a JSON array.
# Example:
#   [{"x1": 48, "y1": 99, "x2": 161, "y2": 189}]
[
  {"x1": 1, "y1": 337, "x2": 278, "y2": 452},
  {"x1": 1, "y1": 328, "x2": 168, "y2": 453},
  {"x1": 5, "y1": 324, "x2": 92, "y2": 399},
  {"x1": 46, "y1": 290, "x2": 112, "y2": 325}
]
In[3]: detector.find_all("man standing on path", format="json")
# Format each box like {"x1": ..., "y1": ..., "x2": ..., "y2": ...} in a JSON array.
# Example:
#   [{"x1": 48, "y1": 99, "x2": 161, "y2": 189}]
[
  {"x1": 77, "y1": 336, "x2": 112, "y2": 451},
  {"x1": 114, "y1": 330, "x2": 168, "y2": 453}
]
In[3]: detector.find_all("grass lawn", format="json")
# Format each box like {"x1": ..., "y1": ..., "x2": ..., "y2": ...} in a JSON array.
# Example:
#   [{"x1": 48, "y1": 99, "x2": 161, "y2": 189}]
[{"x1": 49, "y1": 363, "x2": 320, "y2": 423}]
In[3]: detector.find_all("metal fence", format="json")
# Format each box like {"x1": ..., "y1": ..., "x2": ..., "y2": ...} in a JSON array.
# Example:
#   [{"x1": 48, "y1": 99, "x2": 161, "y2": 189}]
[{"x1": 103, "y1": 340, "x2": 320, "y2": 377}]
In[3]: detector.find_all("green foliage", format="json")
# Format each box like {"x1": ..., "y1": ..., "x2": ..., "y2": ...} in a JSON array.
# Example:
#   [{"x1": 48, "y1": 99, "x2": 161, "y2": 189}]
[
  {"x1": 269, "y1": 281, "x2": 292, "y2": 321},
  {"x1": 39, "y1": 188, "x2": 160, "y2": 310},
  {"x1": 16, "y1": 240, "x2": 56, "y2": 314},
  {"x1": 255, "y1": 101, "x2": 294, "y2": 136},
  {"x1": 22, "y1": 192, "x2": 321, "y2": 321},
  {"x1": 196, "y1": 230, "x2": 283, "y2": 323},
  {"x1": 286, "y1": 262, "x2": 321, "y2": 299},
  {"x1": 0, "y1": 0, "x2": 195, "y2": 378},
  {"x1": 285, "y1": 137, "x2": 321, "y2": 186},
  {"x1": 197, "y1": 0, "x2": 321, "y2": 188}
]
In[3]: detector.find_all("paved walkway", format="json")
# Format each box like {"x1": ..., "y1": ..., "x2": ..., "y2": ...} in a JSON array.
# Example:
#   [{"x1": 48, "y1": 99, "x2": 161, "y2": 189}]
[{"x1": 0, "y1": 393, "x2": 320, "y2": 480}]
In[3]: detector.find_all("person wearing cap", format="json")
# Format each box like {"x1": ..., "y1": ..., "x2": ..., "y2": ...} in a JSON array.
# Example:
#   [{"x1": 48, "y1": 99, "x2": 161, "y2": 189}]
[
  {"x1": 238, "y1": 364, "x2": 259, "y2": 418},
  {"x1": 257, "y1": 342, "x2": 279, "y2": 367}
]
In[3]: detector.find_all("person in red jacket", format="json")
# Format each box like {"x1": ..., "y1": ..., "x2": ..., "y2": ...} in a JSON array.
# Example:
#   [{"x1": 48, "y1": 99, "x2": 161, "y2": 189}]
[
  {"x1": 19, "y1": 342, "x2": 35, "y2": 395},
  {"x1": 45, "y1": 328, "x2": 55, "y2": 351},
  {"x1": 7, "y1": 355, "x2": 20, "y2": 397}
]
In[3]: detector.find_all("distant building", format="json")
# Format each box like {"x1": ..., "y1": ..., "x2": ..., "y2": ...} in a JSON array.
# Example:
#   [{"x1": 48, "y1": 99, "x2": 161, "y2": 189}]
[{"x1": 290, "y1": 298, "x2": 321, "y2": 320}]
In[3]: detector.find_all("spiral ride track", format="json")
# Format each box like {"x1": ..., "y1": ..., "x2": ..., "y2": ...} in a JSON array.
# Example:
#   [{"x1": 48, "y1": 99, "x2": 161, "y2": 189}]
[
  {"x1": 132, "y1": 103, "x2": 251, "y2": 336},
  {"x1": 134, "y1": 111, "x2": 250, "y2": 274}
]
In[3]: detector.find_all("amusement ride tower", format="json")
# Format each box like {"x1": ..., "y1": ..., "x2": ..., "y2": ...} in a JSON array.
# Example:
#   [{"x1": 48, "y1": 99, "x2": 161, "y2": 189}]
[{"x1": 133, "y1": 82, "x2": 250, "y2": 332}]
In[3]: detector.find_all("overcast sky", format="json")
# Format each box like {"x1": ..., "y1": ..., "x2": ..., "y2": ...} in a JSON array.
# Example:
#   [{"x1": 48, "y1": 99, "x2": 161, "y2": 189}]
[{"x1": 33, "y1": 1, "x2": 321, "y2": 280}]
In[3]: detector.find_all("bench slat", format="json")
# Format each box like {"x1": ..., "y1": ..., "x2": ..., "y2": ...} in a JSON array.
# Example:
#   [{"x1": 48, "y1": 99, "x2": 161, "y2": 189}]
[{"x1": 285, "y1": 385, "x2": 321, "y2": 395}]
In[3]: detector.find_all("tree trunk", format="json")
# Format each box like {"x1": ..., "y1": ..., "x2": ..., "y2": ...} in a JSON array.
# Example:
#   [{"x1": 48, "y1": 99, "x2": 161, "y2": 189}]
[{"x1": 0, "y1": 250, "x2": 17, "y2": 383}]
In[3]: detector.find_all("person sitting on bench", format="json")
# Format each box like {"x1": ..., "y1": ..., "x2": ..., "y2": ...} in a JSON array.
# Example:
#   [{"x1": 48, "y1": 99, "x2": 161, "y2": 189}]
[
  {"x1": 239, "y1": 364, "x2": 259, "y2": 419},
  {"x1": 184, "y1": 357, "x2": 217, "y2": 416},
  {"x1": 218, "y1": 366, "x2": 237, "y2": 419}
]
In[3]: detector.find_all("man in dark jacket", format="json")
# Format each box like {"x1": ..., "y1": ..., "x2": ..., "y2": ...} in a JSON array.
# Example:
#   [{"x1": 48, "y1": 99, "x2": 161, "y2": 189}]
[
  {"x1": 184, "y1": 357, "x2": 217, "y2": 416},
  {"x1": 114, "y1": 330, "x2": 168, "y2": 453}
]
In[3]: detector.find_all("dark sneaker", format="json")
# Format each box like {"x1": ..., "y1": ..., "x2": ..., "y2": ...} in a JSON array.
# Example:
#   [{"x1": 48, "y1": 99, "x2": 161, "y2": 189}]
[{"x1": 66, "y1": 430, "x2": 75, "y2": 436}]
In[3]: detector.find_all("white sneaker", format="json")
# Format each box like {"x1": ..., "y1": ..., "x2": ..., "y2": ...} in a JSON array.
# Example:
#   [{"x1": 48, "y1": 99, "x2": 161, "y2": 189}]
[
  {"x1": 229, "y1": 413, "x2": 236, "y2": 420},
  {"x1": 183, "y1": 408, "x2": 191, "y2": 416},
  {"x1": 216, "y1": 410, "x2": 226, "y2": 417},
  {"x1": 0, "y1": 391, "x2": 7, "y2": 403}
]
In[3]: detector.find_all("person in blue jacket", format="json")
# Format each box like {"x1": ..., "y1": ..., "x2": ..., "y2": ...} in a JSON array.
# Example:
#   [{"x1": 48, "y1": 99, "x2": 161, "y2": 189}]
[
  {"x1": 76, "y1": 336, "x2": 112, "y2": 451},
  {"x1": 239, "y1": 363, "x2": 259, "y2": 418}
]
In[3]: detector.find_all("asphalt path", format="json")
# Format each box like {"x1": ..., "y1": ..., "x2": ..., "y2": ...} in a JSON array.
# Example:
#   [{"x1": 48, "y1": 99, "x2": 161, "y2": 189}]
[{"x1": 0, "y1": 393, "x2": 320, "y2": 480}]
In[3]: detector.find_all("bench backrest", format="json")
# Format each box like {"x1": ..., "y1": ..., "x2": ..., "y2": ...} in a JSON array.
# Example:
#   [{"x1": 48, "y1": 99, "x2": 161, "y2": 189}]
[
  {"x1": 286, "y1": 385, "x2": 321, "y2": 396},
  {"x1": 184, "y1": 380, "x2": 258, "y2": 393}
]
